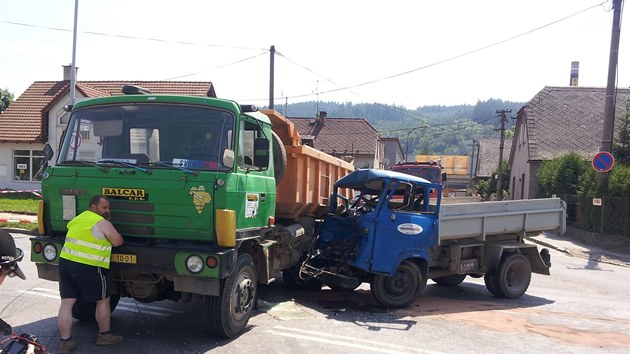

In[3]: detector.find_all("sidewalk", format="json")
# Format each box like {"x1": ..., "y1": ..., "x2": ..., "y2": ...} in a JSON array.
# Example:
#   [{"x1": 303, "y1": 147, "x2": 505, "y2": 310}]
[{"x1": 527, "y1": 231, "x2": 630, "y2": 268}]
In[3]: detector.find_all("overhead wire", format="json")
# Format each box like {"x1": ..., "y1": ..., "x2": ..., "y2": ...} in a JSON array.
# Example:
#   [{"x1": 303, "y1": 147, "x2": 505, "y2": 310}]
[
  {"x1": 0, "y1": 20, "x2": 265, "y2": 51},
  {"x1": 275, "y1": 1, "x2": 608, "y2": 101}
]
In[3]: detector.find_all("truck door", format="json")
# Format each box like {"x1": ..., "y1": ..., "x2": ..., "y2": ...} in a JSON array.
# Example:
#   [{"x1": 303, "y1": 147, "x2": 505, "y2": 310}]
[{"x1": 369, "y1": 183, "x2": 437, "y2": 274}]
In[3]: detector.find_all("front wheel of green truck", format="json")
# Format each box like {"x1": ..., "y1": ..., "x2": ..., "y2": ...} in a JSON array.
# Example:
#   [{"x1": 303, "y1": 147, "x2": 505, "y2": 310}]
[
  {"x1": 370, "y1": 260, "x2": 426, "y2": 308},
  {"x1": 71, "y1": 294, "x2": 120, "y2": 321},
  {"x1": 208, "y1": 253, "x2": 257, "y2": 338}
]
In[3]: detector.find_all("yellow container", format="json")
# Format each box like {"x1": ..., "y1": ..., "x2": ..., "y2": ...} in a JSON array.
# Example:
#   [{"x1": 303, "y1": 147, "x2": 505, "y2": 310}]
[{"x1": 215, "y1": 209, "x2": 236, "y2": 247}]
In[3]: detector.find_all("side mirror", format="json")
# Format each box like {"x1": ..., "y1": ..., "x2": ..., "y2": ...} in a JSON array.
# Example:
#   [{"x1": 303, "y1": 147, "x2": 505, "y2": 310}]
[
  {"x1": 441, "y1": 172, "x2": 447, "y2": 182},
  {"x1": 222, "y1": 149, "x2": 235, "y2": 167},
  {"x1": 43, "y1": 143, "x2": 54, "y2": 161},
  {"x1": 253, "y1": 138, "x2": 270, "y2": 168}
]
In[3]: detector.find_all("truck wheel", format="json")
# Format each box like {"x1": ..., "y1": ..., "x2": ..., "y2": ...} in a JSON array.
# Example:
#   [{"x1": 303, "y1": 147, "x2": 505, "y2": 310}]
[
  {"x1": 282, "y1": 266, "x2": 323, "y2": 291},
  {"x1": 208, "y1": 253, "x2": 257, "y2": 338},
  {"x1": 272, "y1": 131, "x2": 287, "y2": 184},
  {"x1": 492, "y1": 253, "x2": 531, "y2": 299},
  {"x1": 484, "y1": 274, "x2": 497, "y2": 295},
  {"x1": 370, "y1": 260, "x2": 425, "y2": 307},
  {"x1": 71, "y1": 294, "x2": 120, "y2": 321},
  {"x1": 432, "y1": 274, "x2": 466, "y2": 286}
]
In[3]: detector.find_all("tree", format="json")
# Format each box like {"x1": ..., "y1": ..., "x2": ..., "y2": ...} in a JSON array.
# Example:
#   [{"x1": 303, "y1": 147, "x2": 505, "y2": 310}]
[
  {"x1": 537, "y1": 152, "x2": 587, "y2": 198},
  {"x1": 0, "y1": 88, "x2": 14, "y2": 113},
  {"x1": 612, "y1": 97, "x2": 630, "y2": 165},
  {"x1": 472, "y1": 161, "x2": 509, "y2": 200}
]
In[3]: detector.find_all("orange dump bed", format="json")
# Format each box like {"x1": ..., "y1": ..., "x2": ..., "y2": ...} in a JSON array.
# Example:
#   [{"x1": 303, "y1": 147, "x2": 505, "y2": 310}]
[{"x1": 261, "y1": 109, "x2": 355, "y2": 220}]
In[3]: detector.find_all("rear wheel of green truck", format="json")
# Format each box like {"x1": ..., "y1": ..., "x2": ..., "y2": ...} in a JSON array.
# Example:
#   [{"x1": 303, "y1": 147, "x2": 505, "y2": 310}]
[
  {"x1": 208, "y1": 253, "x2": 257, "y2": 338},
  {"x1": 370, "y1": 260, "x2": 426, "y2": 307},
  {"x1": 272, "y1": 131, "x2": 287, "y2": 184},
  {"x1": 492, "y1": 253, "x2": 531, "y2": 299},
  {"x1": 71, "y1": 294, "x2": 120, "y2": 321}
]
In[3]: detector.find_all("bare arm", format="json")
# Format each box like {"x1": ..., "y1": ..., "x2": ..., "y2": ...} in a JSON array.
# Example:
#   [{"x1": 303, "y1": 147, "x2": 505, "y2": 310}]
[{"x1": 96, "y1": 219, "x2": 124, "y2": 247}]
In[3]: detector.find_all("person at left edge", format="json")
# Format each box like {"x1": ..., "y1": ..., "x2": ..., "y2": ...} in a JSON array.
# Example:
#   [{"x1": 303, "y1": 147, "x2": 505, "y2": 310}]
[
  {"x1": 0, "y1": 229, "x2": 27, "y2": 335},
  {"x1": 57, "y1": 195, "x2": 124, "y2": 354}
]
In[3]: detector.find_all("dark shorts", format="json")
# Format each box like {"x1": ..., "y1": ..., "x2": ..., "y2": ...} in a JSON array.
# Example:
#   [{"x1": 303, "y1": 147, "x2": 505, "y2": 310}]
[{"x1": 58, "y1": 258, "x2": 113, "y2": 302}]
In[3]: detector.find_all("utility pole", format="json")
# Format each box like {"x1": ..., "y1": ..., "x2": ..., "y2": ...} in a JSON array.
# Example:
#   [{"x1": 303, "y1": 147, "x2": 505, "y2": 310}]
[
  {"x1": 494, "y1": 109, "x2": 511, "y2": 200},
  {"x1": 70, "y1": 0, "x2": 79, "y2": 105},
  {"x1": 598, "y1": 0, "x2": 623, "y2": 190},
  {"x1": 269, "y1": 45, "x2": 275, "y2": 109}
]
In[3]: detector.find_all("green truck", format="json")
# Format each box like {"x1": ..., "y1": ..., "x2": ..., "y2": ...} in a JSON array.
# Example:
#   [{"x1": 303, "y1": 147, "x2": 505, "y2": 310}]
[{"x1": 30, "y1": 85, "x2": 353, "y2": 337}]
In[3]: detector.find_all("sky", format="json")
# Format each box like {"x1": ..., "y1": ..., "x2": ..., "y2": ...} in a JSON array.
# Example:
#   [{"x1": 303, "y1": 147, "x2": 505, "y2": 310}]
[{"x1": 0, "y1": 0, "x2": 628, "y2": 109}]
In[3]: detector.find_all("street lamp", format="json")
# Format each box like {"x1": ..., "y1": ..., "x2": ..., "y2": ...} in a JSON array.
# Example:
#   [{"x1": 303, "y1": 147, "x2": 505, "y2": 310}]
[{"x1": 405, "y1": 125, "x2": 430, "y2": 163}]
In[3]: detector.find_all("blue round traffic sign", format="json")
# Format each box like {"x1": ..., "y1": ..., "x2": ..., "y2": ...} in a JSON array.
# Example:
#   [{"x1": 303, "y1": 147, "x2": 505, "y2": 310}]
[{"x1": 592, "y1": 151, "x2": 614, "y2": 173}]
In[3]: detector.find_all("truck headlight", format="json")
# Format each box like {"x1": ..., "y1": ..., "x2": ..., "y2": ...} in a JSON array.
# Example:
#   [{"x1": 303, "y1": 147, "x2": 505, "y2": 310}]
[
  {"x1": 186, "y1": 255, "x2": 204, "y2": 273},
  {"x1": 43, "y1": 244, "x2": 58, "y2": 261}
]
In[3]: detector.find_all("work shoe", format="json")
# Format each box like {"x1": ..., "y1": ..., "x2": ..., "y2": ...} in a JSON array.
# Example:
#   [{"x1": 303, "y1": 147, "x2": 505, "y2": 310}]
[
  {"x1": 59, "y1": 339, "x2": 76, "y2": 354},
  {"x1": 96, "y1": 332, "x2": 123, "y2": 346}
]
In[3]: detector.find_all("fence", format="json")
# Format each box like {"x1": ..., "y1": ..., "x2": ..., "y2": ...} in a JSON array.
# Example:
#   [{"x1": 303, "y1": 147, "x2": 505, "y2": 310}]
[{"x1": 561, "y1": 195, "x2": 630, "y2": 236}]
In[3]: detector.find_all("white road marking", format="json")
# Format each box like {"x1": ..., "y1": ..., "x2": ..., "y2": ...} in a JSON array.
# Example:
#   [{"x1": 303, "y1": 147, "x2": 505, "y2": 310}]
[
  {"x1": 19, "y1": 289, "x2": 185, "y2": 317},
  {"x1": 269, "y1": 326, "x2": 446, "y2": 354}
]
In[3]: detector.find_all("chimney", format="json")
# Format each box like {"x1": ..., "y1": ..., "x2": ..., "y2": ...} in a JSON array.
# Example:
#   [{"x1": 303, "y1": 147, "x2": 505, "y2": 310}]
[
  {"x1": 62, "y1": 64, "x2": 78, "y2": 81},
  {"x1": 318, "y1": 111, "x2": 327, "y2": 125},
  {"x1": 570, "y1": 61, "x2": 579, "y2": 86}
]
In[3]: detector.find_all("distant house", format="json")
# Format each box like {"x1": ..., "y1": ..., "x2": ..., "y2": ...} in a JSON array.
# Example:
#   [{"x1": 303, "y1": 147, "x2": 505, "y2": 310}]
[
  {"x1": 509, "y1": 86, "x2": 630, "y2": 200},
  {"x1": 0, "y1": 67, "x2": 215, "y2": 190},
  {"x1": 288, "y1": 112, "x2": 384, "y2": 169},
  {"x1": 381, "y1": 137, "x2": 404, "y2": 168},
  {"x1": 471, "y1": 138, "x2": 512, "y2": 188}
]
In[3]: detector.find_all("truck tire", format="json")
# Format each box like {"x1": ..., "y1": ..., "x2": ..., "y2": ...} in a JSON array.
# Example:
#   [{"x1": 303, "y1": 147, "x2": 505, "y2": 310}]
[
  {"x1": 208, "y1": 253, "x2": 257, "y2": 338},
  {"x1": 282, "y1": 266, "x2": 323, "y2": 291},
  {"x1": 432, "y1": 274, "x2": 466, "y2": 286},
  {"x1": 272, "y1": 131, "x2": 287, "y2": 184},
  {"x1": 491, "y1": 253, "x2": 531, "y2": 299},
  {"x1": 370, "y1": 260, "x2": 426, "y2": 307},
  {"x1": 484, "y1": 274, "x2": 497, "y2": 295},
  {"x1": 71, "y1": 295, "x2": 120, "y2": 321}
]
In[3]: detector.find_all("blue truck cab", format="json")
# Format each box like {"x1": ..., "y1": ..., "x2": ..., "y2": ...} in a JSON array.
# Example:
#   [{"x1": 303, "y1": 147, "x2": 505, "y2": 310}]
[{"x1": 301, "y1": 169, "x2": 442, "y2": 307}]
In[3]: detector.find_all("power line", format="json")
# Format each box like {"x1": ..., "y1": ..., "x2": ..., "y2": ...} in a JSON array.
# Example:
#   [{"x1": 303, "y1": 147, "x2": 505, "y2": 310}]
[
  {"x1": 0, "y1": 20, "x2": 265, "y2": 51},
  {"x1": 276, "y1": 2, "x2": 607, "y2": 101},
  {"x1": 161, "y1": 51, "x2": 268, "y2": 80}
]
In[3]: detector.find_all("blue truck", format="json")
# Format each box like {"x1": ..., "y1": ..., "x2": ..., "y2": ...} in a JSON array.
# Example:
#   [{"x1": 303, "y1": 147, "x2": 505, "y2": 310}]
[{"x1": 298, "y1": 169, "x2": 566, "y2": 307}]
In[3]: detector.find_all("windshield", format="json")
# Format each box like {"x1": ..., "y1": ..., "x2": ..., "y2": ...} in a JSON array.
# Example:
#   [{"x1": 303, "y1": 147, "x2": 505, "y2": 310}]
[
  {"x1": 58, "y1": 103, "x2": 235, "y2": 171},
  {"x1": 392, "y1": 166, "x2": 441, "y2": 184}
]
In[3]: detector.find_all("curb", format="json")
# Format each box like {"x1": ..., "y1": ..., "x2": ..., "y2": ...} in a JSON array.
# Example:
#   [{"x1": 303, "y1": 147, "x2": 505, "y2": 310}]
[{"x1": 0, "y1": 218, "x2": 38, "y2": 224}]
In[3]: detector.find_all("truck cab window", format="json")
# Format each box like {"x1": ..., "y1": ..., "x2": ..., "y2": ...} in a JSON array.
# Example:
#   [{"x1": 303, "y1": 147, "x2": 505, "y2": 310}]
[{"x1": 238, "y1": 120, "x2": 264, "y2": 169}]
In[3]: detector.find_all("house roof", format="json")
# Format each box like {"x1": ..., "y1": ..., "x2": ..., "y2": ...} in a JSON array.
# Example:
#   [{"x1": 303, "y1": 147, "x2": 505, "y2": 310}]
[
  {"x1": 288, "y1": 116, "x2": 381, "y2": 155},
  {"x1": 476, "y1": 139, "x2": 512, "y2": 177},
  {"x1": 518, "y1": 86, "x2": 630, "y2": 161},
  {"x1": 0, "y1": 80, "x2": 215, "y2": 143}
]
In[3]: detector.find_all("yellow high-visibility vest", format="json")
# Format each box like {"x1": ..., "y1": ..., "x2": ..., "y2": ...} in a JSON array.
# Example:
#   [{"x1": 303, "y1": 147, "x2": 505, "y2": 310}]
[{"x1": 60, "y1": 210, "x2": 113, "y2": 268}]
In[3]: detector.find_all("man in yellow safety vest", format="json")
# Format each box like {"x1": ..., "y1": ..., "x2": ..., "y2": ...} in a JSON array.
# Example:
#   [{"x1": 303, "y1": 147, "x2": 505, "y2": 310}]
[{"x1": 57, "y1": 195, "x2": 124, "y2": 354}]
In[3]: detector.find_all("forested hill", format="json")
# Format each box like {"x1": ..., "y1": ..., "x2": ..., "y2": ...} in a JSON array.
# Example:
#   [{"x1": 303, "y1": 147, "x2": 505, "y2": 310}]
[{"x1": 270, "y1": 99, "x2": 524, "y2": 156}]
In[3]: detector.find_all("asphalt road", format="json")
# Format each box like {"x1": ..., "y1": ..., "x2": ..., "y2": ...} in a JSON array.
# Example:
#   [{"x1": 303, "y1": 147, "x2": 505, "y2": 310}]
[{"x1": 2, "y1": 231, "x2": 629, "y2": 354}]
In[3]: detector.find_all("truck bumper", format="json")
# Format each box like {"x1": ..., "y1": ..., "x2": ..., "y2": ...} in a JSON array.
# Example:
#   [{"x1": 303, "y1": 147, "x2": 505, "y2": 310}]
[{"x1": 30, "y1": 237, "x2": 237, "y2": 281}]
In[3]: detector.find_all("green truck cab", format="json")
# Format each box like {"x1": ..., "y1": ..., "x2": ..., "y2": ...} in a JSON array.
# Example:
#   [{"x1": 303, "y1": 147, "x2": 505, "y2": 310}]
[{"x1": 29, "y1": 88, "x2": 354, "y2": 337}]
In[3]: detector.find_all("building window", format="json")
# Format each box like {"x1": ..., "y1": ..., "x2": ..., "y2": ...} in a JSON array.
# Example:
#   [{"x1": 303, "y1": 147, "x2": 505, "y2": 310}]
[{"x1": 13, "y1": 149, "x2": 46, "y2": 182}]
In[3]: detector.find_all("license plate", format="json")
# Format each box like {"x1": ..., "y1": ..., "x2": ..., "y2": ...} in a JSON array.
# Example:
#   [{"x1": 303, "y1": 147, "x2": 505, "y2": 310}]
[{"x1": 111, "y1": 253, "x2": 137, "y2": 264}]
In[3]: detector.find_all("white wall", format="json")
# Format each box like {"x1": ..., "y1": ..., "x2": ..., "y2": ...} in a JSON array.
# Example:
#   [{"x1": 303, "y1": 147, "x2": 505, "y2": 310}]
[
  {"x1": 509, "y1": 119, "x2": 530, "y2": 200},
  {"x1": 0, "y1": 92, "x2": 80, "y2": 190}
]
